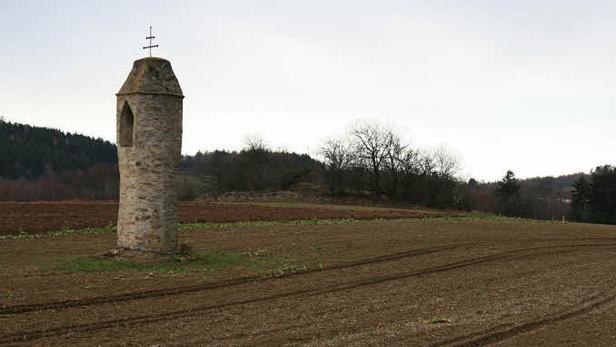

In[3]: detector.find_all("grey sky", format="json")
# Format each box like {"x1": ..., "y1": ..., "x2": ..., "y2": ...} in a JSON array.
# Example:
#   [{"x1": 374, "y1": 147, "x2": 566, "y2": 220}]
[{"x1": 1, "y1": 0, "x2": 615, "y2": 181}]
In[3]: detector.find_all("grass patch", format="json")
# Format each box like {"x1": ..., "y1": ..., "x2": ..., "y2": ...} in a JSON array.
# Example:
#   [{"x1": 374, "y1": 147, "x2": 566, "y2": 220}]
[
  {"x1": 57, "y1": 249, "x2": 271, "y2": 274},
  {"x1": 426, "y1": 316, "x2": 452, "y2": 324}
]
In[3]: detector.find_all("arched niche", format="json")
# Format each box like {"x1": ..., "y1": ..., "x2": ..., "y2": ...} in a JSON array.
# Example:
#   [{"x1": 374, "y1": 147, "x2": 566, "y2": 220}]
[{"x1": 119, "y1": 101, "x2": 134, "y2": 147}]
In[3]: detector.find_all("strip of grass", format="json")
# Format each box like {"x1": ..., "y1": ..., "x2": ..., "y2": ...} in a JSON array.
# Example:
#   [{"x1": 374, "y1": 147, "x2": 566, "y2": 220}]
[
  {"x1": 1, "y1": 215, "x2": 555, "y2": 240},
  {"x1": 0, "y1": 225, "x2": 117, "y2": 240},
  {"x1": 0, "y1": 219, "x2": 365, "y2": 240},
  {"x1": 181, "y1": 215, "x2": 558, "y2": 230},
  {"x1": 179, "y1": 218, "x2": 364, "y2": 231},
  {"x1": 57, "y1": 249, "x2": 271, "y2": 274}
]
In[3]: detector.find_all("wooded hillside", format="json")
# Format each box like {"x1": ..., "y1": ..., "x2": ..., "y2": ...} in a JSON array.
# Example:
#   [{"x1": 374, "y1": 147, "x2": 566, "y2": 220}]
[{"x1": 0, "y1": 120, "x2": 116, "y2": 179}]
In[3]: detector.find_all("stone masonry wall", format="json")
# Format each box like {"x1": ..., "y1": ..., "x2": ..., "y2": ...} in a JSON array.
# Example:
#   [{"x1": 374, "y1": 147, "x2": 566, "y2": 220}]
[{"x1": 116, "y1": 93, "x2": 183, "y2": 252}]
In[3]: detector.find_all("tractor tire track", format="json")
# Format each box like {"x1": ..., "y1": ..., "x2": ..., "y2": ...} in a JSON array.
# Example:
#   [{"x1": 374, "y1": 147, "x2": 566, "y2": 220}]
[
  {"x1": 0, "y1": 242, "x2": 599, "y2": 316},
  {"x1": 0, "y1": 244, "x2": 461, "y2": 315},
  {"x1": 431, "y1": 291, "x2": 616, "y2": 347},
  {"x1": 2, "y1": 243, "x2": 615, "y2": 344}
]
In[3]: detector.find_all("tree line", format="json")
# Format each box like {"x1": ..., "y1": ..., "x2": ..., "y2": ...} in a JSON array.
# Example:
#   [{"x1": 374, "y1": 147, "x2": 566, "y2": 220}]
[
  {"x1": 471, "y1": 167, "x2": 616, "y2": 224},
  {"x1": 1, "y1": 119, "x2": 615, "y2": 226}
]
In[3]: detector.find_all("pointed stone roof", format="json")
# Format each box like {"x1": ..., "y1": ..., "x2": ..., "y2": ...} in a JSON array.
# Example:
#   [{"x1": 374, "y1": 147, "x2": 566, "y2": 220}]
[{"x1": 117, "y1": 57, "x2": 183, "y2": 97}]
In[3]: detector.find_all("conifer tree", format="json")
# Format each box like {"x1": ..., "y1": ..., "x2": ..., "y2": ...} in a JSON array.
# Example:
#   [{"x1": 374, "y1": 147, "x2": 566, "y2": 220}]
[
  {"x1": 495, "y1": 170, "x2": 522, "y2": 216},
  {"x1": 571, "y1": 176, "x2": 590, "y2": 221}
]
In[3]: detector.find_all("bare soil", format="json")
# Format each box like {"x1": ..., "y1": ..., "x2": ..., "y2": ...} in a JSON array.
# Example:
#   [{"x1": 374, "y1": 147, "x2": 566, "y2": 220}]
[
  {"x1": 0, "y1": 201, "x2": 452, "y2": 236},
  {"x1": 2, "y1": 204, "x2": 616, "y2": 346}
]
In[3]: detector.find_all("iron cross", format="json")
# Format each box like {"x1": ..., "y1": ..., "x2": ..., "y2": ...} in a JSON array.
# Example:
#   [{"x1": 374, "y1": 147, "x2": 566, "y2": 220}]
[{"x1": 143, "y1": 26, "x2": 159, "y2": 57}]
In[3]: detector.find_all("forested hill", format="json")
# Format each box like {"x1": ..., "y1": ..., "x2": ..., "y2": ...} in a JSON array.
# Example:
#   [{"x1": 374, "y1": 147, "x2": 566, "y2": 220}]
[{"x1": 0, "y1": 120, "x2": 117, "y2": 179}]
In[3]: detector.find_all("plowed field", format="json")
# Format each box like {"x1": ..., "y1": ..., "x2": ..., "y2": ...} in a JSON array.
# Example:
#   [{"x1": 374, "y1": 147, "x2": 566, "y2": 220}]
[
  {"x1": 0, "y1": 201, "x2": 451, "y2": 236},
  {"x1": 2, "y1": 204, "x2": 616, "y2": 346}
]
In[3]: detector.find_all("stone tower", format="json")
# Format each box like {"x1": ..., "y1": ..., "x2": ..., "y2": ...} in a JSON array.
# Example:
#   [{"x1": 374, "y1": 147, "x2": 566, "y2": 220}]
[{"x1": 116, "y1": 57, "x2": 183, "y2": 253}]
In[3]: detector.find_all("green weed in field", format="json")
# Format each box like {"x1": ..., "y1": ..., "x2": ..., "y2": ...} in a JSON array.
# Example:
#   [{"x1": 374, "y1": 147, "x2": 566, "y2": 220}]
[{"x1": 263, "y1": 263, "x2": 308, "y2": 278}]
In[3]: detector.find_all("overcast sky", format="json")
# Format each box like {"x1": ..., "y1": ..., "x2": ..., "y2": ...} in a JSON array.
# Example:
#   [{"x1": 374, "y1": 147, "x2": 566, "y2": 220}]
[{"x1": 1, "y1": 0, "x2": 615, "y2": 181}]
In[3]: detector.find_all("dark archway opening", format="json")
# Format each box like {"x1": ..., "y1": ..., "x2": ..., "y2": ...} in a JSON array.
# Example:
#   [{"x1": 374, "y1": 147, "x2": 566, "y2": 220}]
[{"x1": 119, "y1": 101, "x2": 134, "y2": 147}]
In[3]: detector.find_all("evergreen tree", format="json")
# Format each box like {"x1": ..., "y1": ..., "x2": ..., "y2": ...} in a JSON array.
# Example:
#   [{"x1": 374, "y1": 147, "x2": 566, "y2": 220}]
[
  {"x1": 589, "y1": 165, "x2": 616, "y2": 224},
  {"x1": 571, "y1": 176, "x2": 590, "y2": 222},
  {"x1": 495, "y1": 170, "x2": 522, "y2": 216}
]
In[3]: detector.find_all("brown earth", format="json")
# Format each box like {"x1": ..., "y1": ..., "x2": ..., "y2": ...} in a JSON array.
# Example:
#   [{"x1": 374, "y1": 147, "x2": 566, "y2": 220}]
[
  {"x1": 0, "y1": 201, "x2": 452, "y2": 236},
  {"x1": 2, "y1": 210, "x2": 616, "y2": 346}
]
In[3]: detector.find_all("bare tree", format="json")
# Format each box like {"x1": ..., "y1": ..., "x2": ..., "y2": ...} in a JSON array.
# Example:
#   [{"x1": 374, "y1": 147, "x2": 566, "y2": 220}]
[
  {"x1": 399, "y1": 147, "x2": 421, "y2": 176},
  {"x1": 349, "y1": 122, "x2": 396, "y2": 196},
  {"x1": 432, "y1": 146, "x2": 460, "y2": 178},
  {"x1": 242, "y1": 133, "x2": 270, "y2": 152},
  {"x1": 396, "y1": 147, "x2": 421, "y2": 199},
  {"x1": 417, "y1": 150, "x2": 436, "y2": 176},
  {"x1": 383, "y1": 132, "x2": 408, "y2": 197},
  {"x1": 318, "y1": 137, "x2": 354, "y2": 196}
]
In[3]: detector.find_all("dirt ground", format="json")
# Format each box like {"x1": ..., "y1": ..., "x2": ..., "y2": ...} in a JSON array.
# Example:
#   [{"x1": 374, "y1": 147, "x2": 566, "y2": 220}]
[
  {"x1": 2, "y1": 207, "x2": 616, "y2": 346},
  {"x1": 0, "y1": 201, "x2": 451, "y2": 236}
]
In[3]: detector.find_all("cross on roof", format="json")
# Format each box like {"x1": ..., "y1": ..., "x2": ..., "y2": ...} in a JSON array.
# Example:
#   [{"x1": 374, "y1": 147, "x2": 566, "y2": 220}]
[{"x1": 143, "y1": 26, "x2": 159, "y2": 57}]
